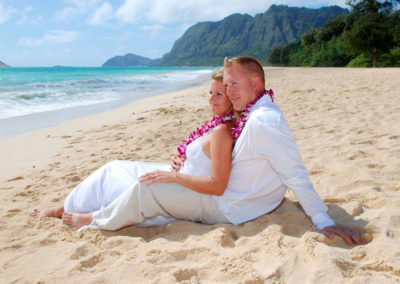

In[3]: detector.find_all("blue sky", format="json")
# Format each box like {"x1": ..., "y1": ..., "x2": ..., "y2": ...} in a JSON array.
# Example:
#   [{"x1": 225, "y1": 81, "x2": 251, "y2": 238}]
[{"x1": 0, "y1": 0, "x2": 347, "y2": 67}]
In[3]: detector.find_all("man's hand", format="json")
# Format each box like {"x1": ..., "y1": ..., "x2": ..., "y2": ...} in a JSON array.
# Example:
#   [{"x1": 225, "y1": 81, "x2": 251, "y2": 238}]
[
  {"x1": 138, "y1": 170, "x2": 177, "y2": 186},
  {"x1": 170, "y1": 153, "x2": 186, "y2": 172},
  {"x1": 321, "y1": 225, "x2": 365, "y2": 246}
]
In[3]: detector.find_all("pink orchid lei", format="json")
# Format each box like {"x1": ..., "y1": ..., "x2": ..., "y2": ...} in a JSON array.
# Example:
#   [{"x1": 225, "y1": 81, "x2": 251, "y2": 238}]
[
  {"x1": 232, "y1": 89, "x2": 274, "y2": 141},
  {"x1": 177, "y1": 112, "x2": 235, "y2": 156}
]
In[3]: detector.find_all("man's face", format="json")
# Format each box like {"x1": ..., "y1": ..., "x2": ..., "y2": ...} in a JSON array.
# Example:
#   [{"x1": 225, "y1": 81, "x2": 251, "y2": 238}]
[{"x1": 223, "y1": 64, "x2": 257, "y2": 111}]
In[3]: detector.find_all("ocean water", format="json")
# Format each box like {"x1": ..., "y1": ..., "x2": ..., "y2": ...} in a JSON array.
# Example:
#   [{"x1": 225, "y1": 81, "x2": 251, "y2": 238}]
[
  {"x1": 0, "y1": 66, "x2": 213, "y2": 139},
  {"x1": 0, "y1": 67, "x2": 212, "y2": 120}
]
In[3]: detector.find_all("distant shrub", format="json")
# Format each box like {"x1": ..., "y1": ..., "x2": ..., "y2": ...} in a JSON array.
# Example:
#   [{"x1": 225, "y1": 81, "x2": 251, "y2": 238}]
[{"x1": 347, "y1": 54, "x2": 373, "y2": 67}]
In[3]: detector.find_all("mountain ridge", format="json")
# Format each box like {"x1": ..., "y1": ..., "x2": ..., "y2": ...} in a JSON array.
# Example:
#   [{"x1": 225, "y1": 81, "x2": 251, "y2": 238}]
[
  {"x1": 102, "y1": 53, "x2": 160, "y2": 67},
  {"x1": 0, "y1": 60, "x2": 10, "y2": 67},
  {"x1": 103, "y1": 5, "x2": 348, "y2": 66}
]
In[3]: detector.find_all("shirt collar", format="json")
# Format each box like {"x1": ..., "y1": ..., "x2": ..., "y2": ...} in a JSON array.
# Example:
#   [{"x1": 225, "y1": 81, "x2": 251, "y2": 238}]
[{"x1": 249, "y1": 93, "x2": 272, "y2": 115}]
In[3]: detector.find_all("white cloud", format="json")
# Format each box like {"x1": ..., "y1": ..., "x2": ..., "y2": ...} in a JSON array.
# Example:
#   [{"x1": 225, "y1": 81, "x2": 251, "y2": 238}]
[
  {"x1": 55, "y1": 0, "x2": 348, "y2": 26},
  {"x1": 115, "y1": 0, "x2": 148, "y2": 24},
  {"x1": 86, "y1": 2, "x2": 113, "y2": 25},
  {"x1": 55, "y1": 0, "x2": 101, "y2": 22},
  {"x1": 0, "y1": 3, "x2": 15, "y2": 24},
  {"x1": 18, "y1": 30, "x2": 80, "y2": 46},
  {"x1": 17, "y1": 6, "x2": 43, "y2": 25},
  {"x1": 115, "y1": 0, "x2": 347, "y2": 25},
  {"x1": 55, "y1": 6, "x2": 80, "y2": 22}
]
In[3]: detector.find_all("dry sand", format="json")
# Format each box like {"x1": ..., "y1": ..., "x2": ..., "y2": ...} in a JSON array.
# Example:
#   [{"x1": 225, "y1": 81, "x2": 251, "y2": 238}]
[{"x1": 0, "y1": 67, "x2": 399, "y2": 283}]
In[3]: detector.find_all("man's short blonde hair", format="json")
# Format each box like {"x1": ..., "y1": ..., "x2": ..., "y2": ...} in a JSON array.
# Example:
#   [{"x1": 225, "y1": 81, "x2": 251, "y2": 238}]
[
  {"x1": 224, "y1": 56, "x2": 265, "y2": 85},
  {"x1": 211, "y1": 68, "x2": 224, "y2": 81}
]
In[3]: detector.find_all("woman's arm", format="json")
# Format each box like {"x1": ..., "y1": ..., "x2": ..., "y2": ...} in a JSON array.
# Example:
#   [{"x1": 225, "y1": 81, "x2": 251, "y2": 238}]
[{"x1": 139, "y1": 124, "x2": 234, "y2": 196}]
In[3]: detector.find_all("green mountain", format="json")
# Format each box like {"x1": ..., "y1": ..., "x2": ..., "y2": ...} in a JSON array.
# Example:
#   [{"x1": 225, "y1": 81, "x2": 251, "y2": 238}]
[
  {"x1": 102, "y1": 5, "x2": 348, "y2": 67},
  {"x1": 102, "y1": 53, "x2": 159, "y2": 67},
  {"x1": 0, "y1": 60, "x2": 10, "y2": 67},
  {"x1": 160, "y1": 5, "x2": 348, "y2": 66}
]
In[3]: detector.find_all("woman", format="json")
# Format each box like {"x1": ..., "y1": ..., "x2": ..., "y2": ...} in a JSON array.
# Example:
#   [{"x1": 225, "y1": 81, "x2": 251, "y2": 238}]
[{"x1": 31, "y1": 69, "x2": 235, "y2": 230}]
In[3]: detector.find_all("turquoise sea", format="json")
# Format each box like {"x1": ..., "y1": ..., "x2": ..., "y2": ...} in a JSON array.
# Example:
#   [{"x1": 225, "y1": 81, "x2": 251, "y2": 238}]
[
  {"x1": 0, "y1": 67, "x2": 212, "y2": 120},
  {"x1": 0, "y1": 66, "x2": 213, "y2": 139}
]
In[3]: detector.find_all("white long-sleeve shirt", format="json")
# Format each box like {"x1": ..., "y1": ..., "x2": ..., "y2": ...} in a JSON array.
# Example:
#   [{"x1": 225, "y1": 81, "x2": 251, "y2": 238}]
[{"x1": 216, "y1": 95, "x2": 335, "y2": 230}]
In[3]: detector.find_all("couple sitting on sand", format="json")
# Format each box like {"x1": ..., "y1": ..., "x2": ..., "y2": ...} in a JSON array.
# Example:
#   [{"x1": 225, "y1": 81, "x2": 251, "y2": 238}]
[{"x1": 31, "y1": 56, "x2": 364, "y2": 246}]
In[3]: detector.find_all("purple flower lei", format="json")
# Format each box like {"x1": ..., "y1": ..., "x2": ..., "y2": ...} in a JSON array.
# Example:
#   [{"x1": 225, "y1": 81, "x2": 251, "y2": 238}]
[
  {"x1": 177, "y1": 112, "x2": 235, "y2": 156},
  {"x1": 232, "y1": 89, "x2": 274, "y2": 141}
]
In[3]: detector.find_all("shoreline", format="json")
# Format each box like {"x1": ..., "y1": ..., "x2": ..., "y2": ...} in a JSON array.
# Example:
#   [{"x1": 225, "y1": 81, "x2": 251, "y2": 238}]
[
  {"x1": 0, "y1": 81, "x2": 211, "y2": 180},
  {"x1": 0, "y1": 72, "x2": 211, "y2": 140}
]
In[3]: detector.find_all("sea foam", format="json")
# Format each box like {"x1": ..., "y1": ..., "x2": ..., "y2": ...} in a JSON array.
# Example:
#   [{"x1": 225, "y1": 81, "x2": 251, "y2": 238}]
[{"x1": 0, "y1": 67, "x2": 212, "y2": 120}]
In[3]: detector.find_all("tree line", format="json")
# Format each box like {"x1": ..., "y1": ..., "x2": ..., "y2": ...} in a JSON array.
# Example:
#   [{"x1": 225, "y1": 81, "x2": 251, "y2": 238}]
[{"x1": 268, "y1": 0, "x2": 400, "y2": 67}]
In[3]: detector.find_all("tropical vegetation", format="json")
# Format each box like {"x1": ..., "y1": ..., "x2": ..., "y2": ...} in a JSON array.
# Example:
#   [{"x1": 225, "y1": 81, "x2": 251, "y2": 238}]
[{"x1": 268, "y1": 0, "x2": 400, "y2": 67}]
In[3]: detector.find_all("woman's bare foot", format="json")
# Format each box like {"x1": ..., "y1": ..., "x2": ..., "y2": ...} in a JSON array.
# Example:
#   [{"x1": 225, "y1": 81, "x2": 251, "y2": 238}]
[
  {"x1": 30, "y1": 206, "x2": 64, "y2": 218},
  {"x1": 62, "y1": 212, "x2": 93, "y2": 229}
]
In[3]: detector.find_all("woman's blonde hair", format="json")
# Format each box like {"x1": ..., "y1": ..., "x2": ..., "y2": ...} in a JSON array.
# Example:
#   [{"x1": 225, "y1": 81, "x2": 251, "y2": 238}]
[{"x1": 211, "y1": 68, "x2": 224, "y2": 81}]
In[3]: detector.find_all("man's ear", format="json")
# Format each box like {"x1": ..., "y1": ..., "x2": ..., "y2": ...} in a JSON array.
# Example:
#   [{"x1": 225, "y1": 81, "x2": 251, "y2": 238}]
[{"x1": 251, "y1": 75, "x2": 263, "y2": 92}]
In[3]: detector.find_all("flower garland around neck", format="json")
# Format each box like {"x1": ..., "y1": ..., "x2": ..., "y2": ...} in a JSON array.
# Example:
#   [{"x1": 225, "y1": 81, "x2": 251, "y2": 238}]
[
  {"x1": 232, "y1": 89, "x2": 274, "y2": 141},
  {"x1": 177, "y1": 112, "x2": 235, "y2": 156}
]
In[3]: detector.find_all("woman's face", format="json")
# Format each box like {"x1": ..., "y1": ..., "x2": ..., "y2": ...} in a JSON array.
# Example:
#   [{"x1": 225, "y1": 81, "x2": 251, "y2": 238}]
[{"x1": 209, "y1": 79, "x2": 232, "y2": 116}]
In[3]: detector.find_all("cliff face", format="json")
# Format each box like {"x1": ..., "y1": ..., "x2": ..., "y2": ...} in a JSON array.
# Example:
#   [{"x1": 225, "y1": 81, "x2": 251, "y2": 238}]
[
  {"x1": 160, "y1": 5, "x2": 348, "y2": 65},
  {"x1": 0, "y1": 61, "x2": 10, "y2": 67}
]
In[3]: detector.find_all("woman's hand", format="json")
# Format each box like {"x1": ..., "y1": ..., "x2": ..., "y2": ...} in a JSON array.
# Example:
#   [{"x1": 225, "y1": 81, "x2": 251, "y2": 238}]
[
  {"x1": 170, "y1": 153, "x2": 186, "y2": 172},
  {"x1": 321, "y1": 225, "x2": 365, "y2": 246},
  {"x1": 139, "y1": 170, "x2": 178, "y2": 186}
]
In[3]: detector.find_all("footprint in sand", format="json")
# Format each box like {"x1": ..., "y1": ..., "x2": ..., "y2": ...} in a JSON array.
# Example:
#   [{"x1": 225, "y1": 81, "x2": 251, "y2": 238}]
[
  {"x1": 71, "y1": 245, "x2": 88, "y2": 260},
  {"x1": 351, "y1": 140, "x2": 376, "y2": 145},
  {"x1": 173, "y1": 268, "x2": 198, "y2": 282},
  {"x1": 1, "y1": 243, "x2": 24, "y2": 251},
  {"x1": 4, "y1": 208, "x2": 22, "y2": 217},
  {"x1": 386, "y1": 229, "x2": 400, "y2": 239},
  {"x1": 309, "y1": 170, "x2": 323, "y2": 175},
  {"x1": 349, "y1": 246, "x2": 367, "y2": 261},
  {"x1": 347, "y1": 150, "x2": 370, "y2": 160},
  {"x1": 14, "y1": 190, "x2": 34, "y2": 197},
  {"x1": 79, "y1": 254, "x2": 103, "y2": 269},
  {"x1": 333, "y1": 258, "x2": 356, "y2": 278},
  {"x1": 50, "y1": 162, "x2": 61, "y2": 167},
  {"x1": 70, "y1": 138, "x2": 83, "y2": 144},
  {"x1": 7, "y1": 176, "x2": 24, "y2": 182},
  {"x1": 0, "y1": 220, "x2": 7, "y2": 230},
  {"x1": 367, "y1": 163, "x2": 384, "y2": 169},
  {"x1": 39, "y1": 238, "x2": 57, "y2": 246},
  {"x1": 389, "y1": 215, "x2": 400, "y2": 228},
  {"x1": 361, "y1": 260, "x2": 397, "y2": 275},
  {"x1": 67, "y1": 175, "x2": 81, "y2": 183}
]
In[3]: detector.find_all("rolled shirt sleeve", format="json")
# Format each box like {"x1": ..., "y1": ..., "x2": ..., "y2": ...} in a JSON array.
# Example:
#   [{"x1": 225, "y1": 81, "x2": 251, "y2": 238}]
[{"x1": 252, "y1": 112, "x2": 335, "y2": 230}]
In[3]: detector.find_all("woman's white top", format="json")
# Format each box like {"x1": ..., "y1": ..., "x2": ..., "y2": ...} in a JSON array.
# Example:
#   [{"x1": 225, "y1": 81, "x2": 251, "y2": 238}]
[{"x1": 180, "y1": 133, "x2": 211, "y2": 177}]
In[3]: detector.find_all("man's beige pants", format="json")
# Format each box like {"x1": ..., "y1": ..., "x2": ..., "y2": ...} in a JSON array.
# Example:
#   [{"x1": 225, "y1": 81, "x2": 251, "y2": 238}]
[{"x1": 88, "y1": 181, "x2": 229, "y2": 231}]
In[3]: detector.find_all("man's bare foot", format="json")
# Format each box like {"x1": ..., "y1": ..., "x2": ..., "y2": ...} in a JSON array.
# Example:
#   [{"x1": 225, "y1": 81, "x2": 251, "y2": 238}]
[
  {"x1": 30, "y1": 206, "x2": 64, "y2": 218},
  {"x1": 62, "y1": 212, "x2": 93, "y2": 229}
]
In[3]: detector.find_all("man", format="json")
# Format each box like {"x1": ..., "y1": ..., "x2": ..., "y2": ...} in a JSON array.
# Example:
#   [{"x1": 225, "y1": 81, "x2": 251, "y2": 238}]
[{"x1": 219, "y1": 56, "x2": 363, "y2": 246}]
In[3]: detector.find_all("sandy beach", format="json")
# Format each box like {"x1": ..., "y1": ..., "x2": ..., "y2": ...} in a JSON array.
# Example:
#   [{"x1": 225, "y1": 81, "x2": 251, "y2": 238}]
[{"x1": 0, "y1": 67, "x2": 399, "y2": 283}]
